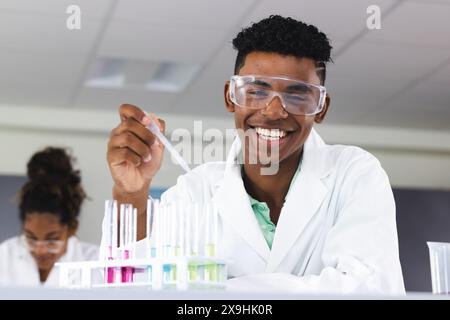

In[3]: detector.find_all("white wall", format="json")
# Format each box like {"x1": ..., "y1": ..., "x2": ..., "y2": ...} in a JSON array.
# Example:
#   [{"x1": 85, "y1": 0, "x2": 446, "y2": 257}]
[
  {"x1": 0, "y1": 126, "x2": 110, "y2": 244},
  {"x1": 315, "y1": 125, "x2": 450, "y2": 190},
  {"x1": 1, "y1": 104, "x2": 450, "y2": 244}
]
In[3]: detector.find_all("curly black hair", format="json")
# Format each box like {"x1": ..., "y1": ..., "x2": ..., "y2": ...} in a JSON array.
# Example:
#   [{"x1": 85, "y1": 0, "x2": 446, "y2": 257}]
[
  {"x1": 232, "y1": 15, "x2": 332, "y2": 84},
  {"x1": 18, "y1": 147, "x2": 87, "y2": 229}
]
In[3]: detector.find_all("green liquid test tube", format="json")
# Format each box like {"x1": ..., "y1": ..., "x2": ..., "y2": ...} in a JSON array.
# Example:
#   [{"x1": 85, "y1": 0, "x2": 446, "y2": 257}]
[
  {"x1": 188, "y1": 250, "x2": 198, "y2": 281},
  {"x1": 205, "y1": 244, "x2": 217, "y2": 282}
]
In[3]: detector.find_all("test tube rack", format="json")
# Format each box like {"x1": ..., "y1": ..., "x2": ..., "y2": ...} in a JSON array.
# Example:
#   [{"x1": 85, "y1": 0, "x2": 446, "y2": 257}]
[
  {"x1": 56, "y1": 256, "x2": 227, "y2": 290},
  {"x1": 58, "y1": 199, "x2": 227, "y2": 290}
]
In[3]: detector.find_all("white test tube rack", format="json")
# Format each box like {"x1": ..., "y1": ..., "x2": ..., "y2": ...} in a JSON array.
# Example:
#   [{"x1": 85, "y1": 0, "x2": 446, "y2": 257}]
[
  {"x1": 57, "y1": 199, "x2": 227, "y2": 290},
  {"x1": 56, "y1": 256, "x2": 228, "y2": 290}
]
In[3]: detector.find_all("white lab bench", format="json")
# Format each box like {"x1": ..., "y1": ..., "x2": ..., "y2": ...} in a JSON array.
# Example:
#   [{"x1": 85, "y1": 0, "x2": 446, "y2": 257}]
[{"x1": 0, "y1": 287, "x2": 448, "y2": 300}]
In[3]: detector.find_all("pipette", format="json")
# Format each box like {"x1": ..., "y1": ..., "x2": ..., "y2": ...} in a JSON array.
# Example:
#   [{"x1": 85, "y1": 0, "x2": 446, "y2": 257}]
[{"x1": 146, "y1": 119, "x2": 191, "y2": 173}]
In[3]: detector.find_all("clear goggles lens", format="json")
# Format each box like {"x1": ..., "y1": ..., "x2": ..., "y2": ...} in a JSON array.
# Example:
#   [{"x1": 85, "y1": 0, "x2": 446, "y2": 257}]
[
  {"x1": 230, "y1": 75, "x2": 326, "y2": 116},
  {"x1": 21, "y1": 234, "x2": 65, "y2": 254}
]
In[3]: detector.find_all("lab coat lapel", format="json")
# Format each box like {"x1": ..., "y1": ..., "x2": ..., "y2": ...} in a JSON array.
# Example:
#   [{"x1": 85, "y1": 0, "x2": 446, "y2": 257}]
[
  {"x1": 267, "y1": 129, "x2": 329, "y2": 272},
  {"x1": 212, "y1": 137, "x2": 271, "y2": 261}
]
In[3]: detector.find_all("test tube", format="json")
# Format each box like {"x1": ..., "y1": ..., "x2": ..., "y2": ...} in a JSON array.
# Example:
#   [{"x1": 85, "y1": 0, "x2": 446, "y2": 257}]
[
  {"x1": 132, "y1": 208, "x2": 137, "y2": 258},
  {"x1": 205, "y1": 202, "x2": 215, "y2": 256},
  {"x1": 204, "y1": 202, "x2": 218, "y2": 282},
  {"x1": 161, "y1": 203, "x2": 171, "y2": 283},
  {"x1": 147, "y1": 199, "x2": 161, "y2": 285},
  {"x1": 178, "y1": 204, "x2": 185, "y2": 257},
  {"x1": 112, "y1": 201, "x2": 118, "y2": 258},
  {"x1": 120, "y1": 204, "x2": 134, "y2": 283},
  {"x1": 119, "y1": 203, "x2": 126, "y2": 283},
  {"x1": 130, "y1": 208, "x2": 137, "y2": 279},
  {"x1": 191, "y1": 203, "x2": 201, "y2": 281},
  {"x1": 151, "y1": 200, "x2": 161, "y2": 258},
  {"x1": 125, "y1": 206, "x2": 130, "y2": 251},
  {"x1": 185, "y1": 203, "x2": 191, "y2": 257},
  {"x1": 119, "y1": 204, "x2": 126, "y2": 250},
  {"x1": 213, "y1": 204, "x2": 219, "y2": 257},
  {"x1": 193, "y1": 203, "x2": 200, "y2": 256},
  {"x1": 103, "y1": 200, "x2": 113, "y2": 259},
  {"x1": 186, "y1": 202, "x2": 198, "y2": 282},
  {"x1": 170, "y1": 204, "x2": 177, "y2": 257},
  {"x1": 103, "y1": 200, "x2": 116, "y2": 283},
  {"x1": 163, "y1": 204, "x2": 171, "y2": 257},
  {"x1": 148, "y1": 199, "x2": 154, "y2": 258},
  {"x1": 170, "y1": 204, "x2": 179, "y2": 282}
]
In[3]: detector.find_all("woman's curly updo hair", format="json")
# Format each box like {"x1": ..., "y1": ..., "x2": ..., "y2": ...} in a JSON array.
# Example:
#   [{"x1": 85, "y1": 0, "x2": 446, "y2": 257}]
[{"x1": 18, "y1": 147, "x2": 86, "y2": 229}]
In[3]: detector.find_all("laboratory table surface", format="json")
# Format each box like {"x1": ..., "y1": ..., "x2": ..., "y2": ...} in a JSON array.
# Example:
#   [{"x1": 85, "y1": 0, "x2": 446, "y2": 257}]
[{"x1": 0, "y1": 287, "x2": 448, "y2": 300}]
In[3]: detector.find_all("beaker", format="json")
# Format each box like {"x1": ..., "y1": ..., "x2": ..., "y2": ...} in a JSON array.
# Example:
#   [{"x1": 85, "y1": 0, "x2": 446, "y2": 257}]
[{"x1": 427, "y1": 241, "x2": 450, "y2": 294}]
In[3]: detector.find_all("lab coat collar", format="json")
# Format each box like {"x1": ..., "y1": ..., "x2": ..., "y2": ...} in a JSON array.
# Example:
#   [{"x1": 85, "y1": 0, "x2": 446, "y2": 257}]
[
  {"x1": 268, "y1": 129, "x2": 329, "y2": 271},
  {"x1": 213, "y1": 135, "x2": 271, "y2": 261},
  {"x1": 213, "y1": 128, "x2": 332, "y2": 267}
]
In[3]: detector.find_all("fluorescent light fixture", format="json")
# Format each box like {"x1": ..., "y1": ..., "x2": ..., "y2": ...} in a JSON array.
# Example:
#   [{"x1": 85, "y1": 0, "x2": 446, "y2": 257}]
[
  {"x1": 85, "y1": 58, "x2": 125, "y2": 88},
  {"x1": 85, "y1": 57, "x2": 200, "y2": 93},
  {"x1": 146, "y1": 62, "x2": 200, "y2": 93}
]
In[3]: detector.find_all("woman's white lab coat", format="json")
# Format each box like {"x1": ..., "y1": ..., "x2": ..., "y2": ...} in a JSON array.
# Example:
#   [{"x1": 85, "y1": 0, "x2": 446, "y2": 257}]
[
  {"x1": 154, "y1": 128, "x2": 405, "y2": 294},
  {"x1": 0, "y1": 236, "x2": 99, "y2": 287}
]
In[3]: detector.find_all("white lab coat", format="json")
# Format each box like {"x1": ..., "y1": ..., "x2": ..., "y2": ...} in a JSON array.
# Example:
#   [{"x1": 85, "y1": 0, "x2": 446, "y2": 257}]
[
  {"x1": 112, "y1": 128, "x2": 405, "y2": 294},
  {"x1": 0, "y1": 235, "x2": 99, "y2": 288}
]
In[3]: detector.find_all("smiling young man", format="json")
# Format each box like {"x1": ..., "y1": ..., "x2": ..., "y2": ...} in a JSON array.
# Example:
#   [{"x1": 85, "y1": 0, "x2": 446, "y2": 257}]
[{"x1": 106, "y1": 15, "x2": 404, "y2": 294}]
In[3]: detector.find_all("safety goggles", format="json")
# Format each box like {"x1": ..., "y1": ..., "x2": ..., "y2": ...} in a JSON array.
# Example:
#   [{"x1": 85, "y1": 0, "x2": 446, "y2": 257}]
[
  {"x1": 229, "y1": 75, "x2": 327, "y2": 116},
  {"x1": 20, "y1": 234, "x2": 65, "y2": 254}
]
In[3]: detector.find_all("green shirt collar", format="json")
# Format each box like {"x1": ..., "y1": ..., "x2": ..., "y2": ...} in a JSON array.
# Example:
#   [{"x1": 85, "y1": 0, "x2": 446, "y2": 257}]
[{"x1": 245, "y1": 157, "x2": 303, "y2": 249}]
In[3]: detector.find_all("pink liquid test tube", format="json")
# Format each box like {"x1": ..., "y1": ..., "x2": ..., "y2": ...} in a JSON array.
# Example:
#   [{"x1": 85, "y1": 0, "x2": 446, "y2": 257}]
[
  {"x1": 121, "y1": 249, "x2": 134, "y2": 282},
  {"x1": 106, "y1": 246, "x2": 115, "y2": 283}
]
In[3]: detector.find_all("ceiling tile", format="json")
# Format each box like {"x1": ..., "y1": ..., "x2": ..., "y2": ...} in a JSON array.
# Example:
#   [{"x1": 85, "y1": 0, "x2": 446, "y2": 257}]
[
  {"x1": 425, "y1": 61, "x2": 450, "y2": 86},
  {"x1": 326, "y1": 72, "x2": 408, "y2": 101},
  {"x1": 377, "y1": 81, "x2": 450, "y2": 114},
  {"x1": 244, "y1": 0, "x2": 397, "y2": 42},
  {"x1": 73, "y1": 87, "x2": 179, "y2": 113},
  {"x1": 325, "y1": 72, "x2": 411, "y2": 124},
  {"x1": 350, "y1": 57, "x2": 450, "y2": 130},
  {"x1": 352, "y1": 107, "x2": 450, "y2": 130},
  {"x1": 362, "y1": 1, "x2": 450, "y2": 48},
  {"x1": 98, "y1": 21, "x2": 230, "y2": 64},
  {"x1": 113, "y1": 0, "x2": 257, "y2": 28},
  {"x1": 0, "y1": 84, "x2": 73, "y2": 106},
  {"x1": 0, "y1": 52, "x2": 85, "y2": 87},
  {"x1": 0, "y1": 12, "x2": 104, "y2": 55},
  {"x1": 0, "y1": 0, "x2": 112, "y2": 19},
  {"x1": 406, "y1": 0, "x2": 450, "y2": 4},
  {"x1": 171, "y1": 43, "x2": 235, "y2": 118},
  {"x1": 330, "y1": 41, "x2": 450, "y2": 80}
]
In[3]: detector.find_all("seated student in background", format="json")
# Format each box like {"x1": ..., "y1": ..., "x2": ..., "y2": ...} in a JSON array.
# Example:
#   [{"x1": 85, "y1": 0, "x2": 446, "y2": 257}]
[{"x1": 0, "y1": 147, "x2": 98, "y2": 287}]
